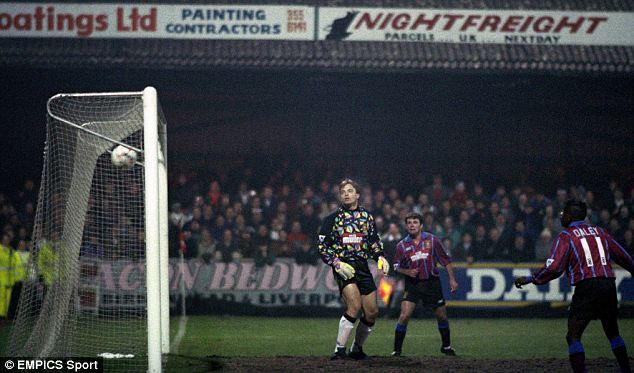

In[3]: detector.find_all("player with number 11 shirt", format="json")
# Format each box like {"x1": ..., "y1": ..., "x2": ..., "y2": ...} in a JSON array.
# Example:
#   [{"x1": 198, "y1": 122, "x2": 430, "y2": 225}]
[
  {"x1": 514, "y1": 199, "x2": 634, "y2": 373},
  {"x1": 529, "y1": 218, "x2": 632, "y2": 286}
]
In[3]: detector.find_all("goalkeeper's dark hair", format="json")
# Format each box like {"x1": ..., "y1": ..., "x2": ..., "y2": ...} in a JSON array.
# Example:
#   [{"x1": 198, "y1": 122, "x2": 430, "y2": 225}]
[
  {"x1": 563, "y1": 199, "x2": 588, "y2": 221},
  {"x1": 405, "y1": 212, "x2": 424, "y2": 224},
  {"x1": 338, "y1": 178, "x2": 360, "y2": 193}
]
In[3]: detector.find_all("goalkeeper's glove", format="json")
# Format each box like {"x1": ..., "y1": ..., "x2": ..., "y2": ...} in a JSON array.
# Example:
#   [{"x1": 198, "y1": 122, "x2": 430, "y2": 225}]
[
  {"x1": 333, "y1": 258, "x2": 355, "y2": 280},
  {"x1": 514, "y1": 276, "x2": 531, "y2": 289},
  {"x1": 377, "y1": 256, "x2": 389, "y2": 276}
]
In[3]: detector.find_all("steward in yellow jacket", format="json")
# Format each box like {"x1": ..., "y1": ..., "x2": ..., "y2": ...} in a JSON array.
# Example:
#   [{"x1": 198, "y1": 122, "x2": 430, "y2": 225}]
[
  {"x1": 7, "y1": 239, "x2": 30, "y2": 320},
  {"x1": 0, "y1": 234, "x2": 15, "y2": 318},
  {"x1": 36, "y1": 239, "x2": 58, "y2": 287}
]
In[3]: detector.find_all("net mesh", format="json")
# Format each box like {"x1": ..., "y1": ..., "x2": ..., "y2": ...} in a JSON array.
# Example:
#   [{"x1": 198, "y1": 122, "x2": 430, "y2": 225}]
[{"x1": 7, "y1": 92, "x2": 166, "y2": 372}]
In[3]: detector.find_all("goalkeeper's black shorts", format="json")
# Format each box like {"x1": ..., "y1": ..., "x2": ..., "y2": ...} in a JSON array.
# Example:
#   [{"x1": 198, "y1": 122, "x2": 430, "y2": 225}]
[
  {"x1": 402, "y1": 276, "x2": 445, "y2": 309},
  {"x1": 333, "y1": 260, "x2": 377, "y2": 296}
]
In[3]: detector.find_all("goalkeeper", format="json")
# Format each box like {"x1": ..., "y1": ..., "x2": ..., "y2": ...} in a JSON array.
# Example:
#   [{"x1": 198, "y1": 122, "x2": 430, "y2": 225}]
[{"x1": 318, "y1": 178, "x2": 389, "y2": 360}]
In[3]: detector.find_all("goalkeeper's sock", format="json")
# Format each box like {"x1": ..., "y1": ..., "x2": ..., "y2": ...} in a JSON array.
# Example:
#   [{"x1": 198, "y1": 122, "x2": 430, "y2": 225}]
[
  {"x1": 609, "y1": 336, "x2": 631, "y2": 373},
  {"x1": 394, "y1": 323, "x2": 407, "y2": 353},
  {"x1": 438, "y1": 320, "x2": 451, "y2": 348},
  {"x1": 352, "y1": 317, "x2": 375, "y2": 348},
  {"x1": 336, "y1": 313, "x2": 356, "y2": 349},
  {"x1": 568, "y1": 341, "x2": 587, "y2": 373}
]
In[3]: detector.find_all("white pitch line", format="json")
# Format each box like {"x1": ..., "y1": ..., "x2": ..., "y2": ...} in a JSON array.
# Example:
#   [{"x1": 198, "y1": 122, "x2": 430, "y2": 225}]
[{"x1": 170, "y1": 316, "x2": 188, "y2": 354}]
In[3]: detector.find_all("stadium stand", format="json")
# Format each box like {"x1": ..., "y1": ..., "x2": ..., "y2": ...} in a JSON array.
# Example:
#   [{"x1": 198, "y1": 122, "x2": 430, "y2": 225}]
[
  {"x1": 5, "y1": 164, "x2": 632, "y2": 269},
  {"x1": 1, "y1": 1, "x2": 633, "y2": 73}
]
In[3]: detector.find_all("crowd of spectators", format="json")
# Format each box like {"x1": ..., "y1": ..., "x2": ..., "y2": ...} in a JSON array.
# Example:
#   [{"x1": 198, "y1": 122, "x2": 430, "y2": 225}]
[
  {"x1": 1, "y1": 170, "x2": 633, "y2": 268},
  {"x1": 167, "y1": 169, "x2": 634, "y2": 267},
  {"x1": 0, "y1": 180, "x2": 38, "y2": 256}
]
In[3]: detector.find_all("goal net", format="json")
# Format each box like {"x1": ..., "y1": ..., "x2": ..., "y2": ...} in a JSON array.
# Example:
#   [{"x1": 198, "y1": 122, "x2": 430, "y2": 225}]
[{"x1": 6, "y1": 88, "x2": 169, "y2": 372}]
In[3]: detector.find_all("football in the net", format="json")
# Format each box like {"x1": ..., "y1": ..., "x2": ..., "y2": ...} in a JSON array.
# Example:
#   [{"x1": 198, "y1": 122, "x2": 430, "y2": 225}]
[{"x1": 111, "y1": 145, "x2": 137, "y2": 168}]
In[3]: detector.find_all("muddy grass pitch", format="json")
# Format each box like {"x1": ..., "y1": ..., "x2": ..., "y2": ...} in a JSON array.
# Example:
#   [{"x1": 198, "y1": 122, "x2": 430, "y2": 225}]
[{"x1": 173, "y1": 355, "x2": 632, "y2": 372}]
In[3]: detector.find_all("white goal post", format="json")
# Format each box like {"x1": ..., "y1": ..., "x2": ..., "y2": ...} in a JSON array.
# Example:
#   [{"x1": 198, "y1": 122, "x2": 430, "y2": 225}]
[
  {"x1": 142, "y1": 87, "x2": 170, "y2": 372},
  {"x1": 7, "y1": 87, "x2": 169, "y2": 373}
]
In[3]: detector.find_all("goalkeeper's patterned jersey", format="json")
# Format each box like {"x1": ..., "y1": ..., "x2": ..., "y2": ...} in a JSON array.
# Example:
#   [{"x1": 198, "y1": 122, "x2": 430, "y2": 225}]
[{"x1": 318, "y1": 206, "x2": 384, "y2": 265}]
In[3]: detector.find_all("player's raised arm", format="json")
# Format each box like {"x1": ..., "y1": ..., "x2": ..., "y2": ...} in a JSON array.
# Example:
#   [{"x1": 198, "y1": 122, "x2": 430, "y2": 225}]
[{"x1": 515, "y1": 234, "x2": 570, "y2": 288}]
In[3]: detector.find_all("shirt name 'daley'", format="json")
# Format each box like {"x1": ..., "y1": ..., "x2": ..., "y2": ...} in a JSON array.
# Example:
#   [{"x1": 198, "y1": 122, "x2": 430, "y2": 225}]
[{"x1": 572, "y1": 226, "x2": 600, "y2": 238}]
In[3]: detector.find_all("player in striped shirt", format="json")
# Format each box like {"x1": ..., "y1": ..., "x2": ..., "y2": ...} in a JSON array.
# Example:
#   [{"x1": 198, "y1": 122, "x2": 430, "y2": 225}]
[
  {"x1": 515, "y1": 199, "x2": 634, "y2": 373},
  {"x1": 391, "y1": 212, "x2": 458, "y2": 357}
]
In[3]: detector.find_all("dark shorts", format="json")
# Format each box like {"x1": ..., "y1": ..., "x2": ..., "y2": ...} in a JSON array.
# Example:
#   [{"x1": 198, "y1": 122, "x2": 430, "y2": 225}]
[
  {"x1": 569, "y1": 278, "x2": 618, "y2": 320},
  {"x1": 402, "y1": 276, "x2": 445, "y2": 309},
  {"x1": 333, "y1": 260, "x2": 377, "y2": 296}
]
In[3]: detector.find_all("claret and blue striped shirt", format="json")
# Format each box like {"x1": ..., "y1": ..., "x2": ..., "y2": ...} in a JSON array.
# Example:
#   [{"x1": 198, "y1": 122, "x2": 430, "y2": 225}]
[
  {"x1": 393, "y1": 232, "x2": 452, "y2": 280},
  {"x1": 530, "y1": 221, "x2": 634, "y2": 286}
]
